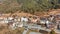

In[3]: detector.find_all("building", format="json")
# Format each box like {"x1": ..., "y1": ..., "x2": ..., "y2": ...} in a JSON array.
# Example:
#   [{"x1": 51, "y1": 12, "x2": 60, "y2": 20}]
[
  {"x1": 40, "y1": 17, "x2": 48, "y2": 24},
  {"x1": 21, "y1": 17, "x2": 28, "y2": 22}
]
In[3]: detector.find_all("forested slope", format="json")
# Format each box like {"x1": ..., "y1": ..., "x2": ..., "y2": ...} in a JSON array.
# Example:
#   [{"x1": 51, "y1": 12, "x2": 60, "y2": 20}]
[{"x1": 0, "y1": 0, "x2": 60, "y2": 14}]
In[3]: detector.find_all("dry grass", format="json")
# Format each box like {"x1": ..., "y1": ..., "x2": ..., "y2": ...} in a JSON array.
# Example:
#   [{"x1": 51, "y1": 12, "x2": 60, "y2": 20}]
[
  {"x1": 26, "y1": 29, "x2": 39, "y2": 34},
  {"x1": 0, "y1": 24, "x2": 25, "y2": 34}
]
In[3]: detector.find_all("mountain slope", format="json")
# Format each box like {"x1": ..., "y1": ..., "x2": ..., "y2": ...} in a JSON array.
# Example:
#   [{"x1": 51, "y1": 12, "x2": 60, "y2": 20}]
[{"x1": 0, "y1": 0, "x2": 59, "y2": 13}]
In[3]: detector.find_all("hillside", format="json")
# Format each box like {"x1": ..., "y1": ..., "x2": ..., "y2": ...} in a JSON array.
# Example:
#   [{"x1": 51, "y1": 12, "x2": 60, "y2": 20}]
[
  {"x1": 0, "y1": 0, "x2": 21, "y2": 13},
  {"x1": 0, "y1": 0, "x2": 60, "y2": 14},
  {"x1": 0, "y1": 0, "x2": 60, "y2": 34}
]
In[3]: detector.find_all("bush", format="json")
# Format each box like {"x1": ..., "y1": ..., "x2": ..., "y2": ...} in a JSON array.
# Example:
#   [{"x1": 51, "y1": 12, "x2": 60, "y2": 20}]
[{"x1": 50, "y1": 30, "x2": 56, "y2": 34}]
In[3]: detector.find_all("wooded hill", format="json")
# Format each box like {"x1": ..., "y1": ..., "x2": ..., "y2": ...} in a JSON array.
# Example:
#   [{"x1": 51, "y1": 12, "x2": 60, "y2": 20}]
[{"x1": 0, "y1": 0, "x2": 60, "y2": 14}]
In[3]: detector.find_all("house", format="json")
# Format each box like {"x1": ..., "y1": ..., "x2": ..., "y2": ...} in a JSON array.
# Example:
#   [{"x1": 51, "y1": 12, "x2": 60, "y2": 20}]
[
  {"x1": 15, "y1": 22, "x2": 23, "y2": 27},
  {"x1": 0, "y1": 17, "x2": 7, "y2": 24},
  {"x1": 0, "y1": 17, "x2": 11, "y2": 24},
  {"x1": 9, "y1": 22, "x2": 23, "y2": 30},
  {"x1": 57, "y1": 23, "x2": 60, "y2": 30},
  {"x1": 8, "y1": 17, "x2": 13, "y2": 20},
  {"x1": 31, "y1": 19, "x2": 38, "y2": 23},
  {"x1": 48, "y1": 15, "x2": 55, "y2": 21},
  {"x1": 56, "y1": 19, "x2": 60, "y2": 30},
  {"x1": 17, "y1": 18, "x2": 21, "y2": 22},
  {"x1": 28, "y1": 16, "x2": 40, "y2": 24},
  {"x1": 4, "y1": 17, "x2": 9, "y2": 23},
  {"x1": 40, "y1": 17, "x2": 53, "y2": 28},
  {"x1": 40, "y1": 17, "x2": 48, "y2": 24},
  {"x1": 9, "y1": 22, "x2": 16, "y2": 30},
  {"x1": 46, "y1": 22, "x2": 55, "y2": 29},
  {"x1": 13, "y1": 16, "x2": 20, "y2": 22},
  {"x1": 21, "y1": 17, "x2": 28, "y2": 22},
  {"x1": 56, "y1": 14, "x2": 60, "y2": 17},
  {"x1": 0, "y1": 17, "x2": 4, "y2": 20}
]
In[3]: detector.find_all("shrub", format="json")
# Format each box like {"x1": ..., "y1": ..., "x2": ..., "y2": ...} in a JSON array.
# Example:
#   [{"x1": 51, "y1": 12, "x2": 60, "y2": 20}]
[{"x1": 50, "y1": 30, "x2": 56, "y2": 34}]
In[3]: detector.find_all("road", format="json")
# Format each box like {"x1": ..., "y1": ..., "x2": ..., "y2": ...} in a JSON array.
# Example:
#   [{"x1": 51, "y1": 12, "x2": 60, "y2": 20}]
[
  {"x1": 23, "y1": 23, "x2": 60, "y2": 34},
  {"x1": 24, "y1": 24, "x2": 51, "y2": 32}
]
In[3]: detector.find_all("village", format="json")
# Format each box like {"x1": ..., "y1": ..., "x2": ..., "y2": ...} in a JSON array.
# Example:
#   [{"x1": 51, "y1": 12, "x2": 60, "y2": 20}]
[{"x1": 0, "y1": 9, "x2": 60, "y2": 34}]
